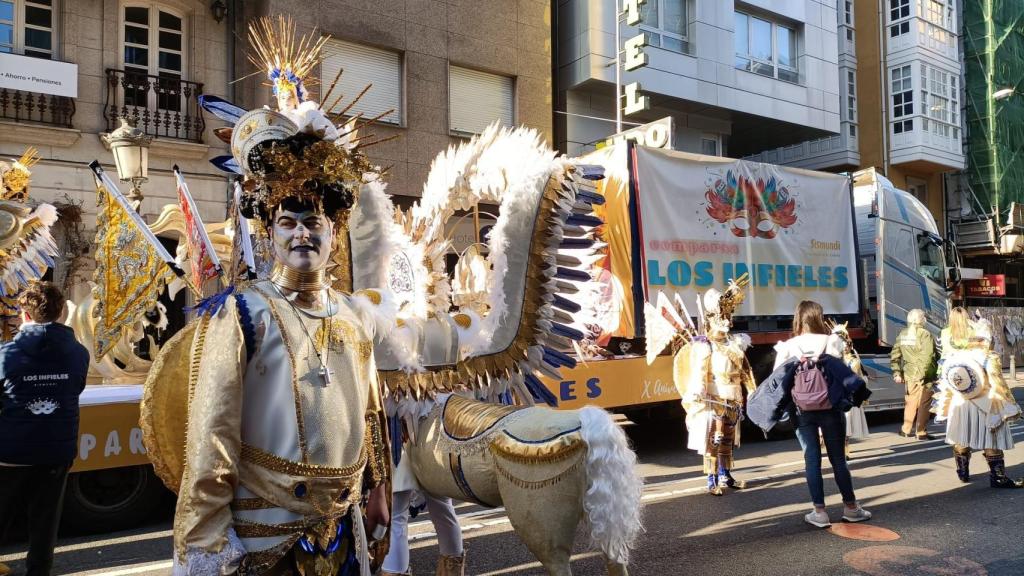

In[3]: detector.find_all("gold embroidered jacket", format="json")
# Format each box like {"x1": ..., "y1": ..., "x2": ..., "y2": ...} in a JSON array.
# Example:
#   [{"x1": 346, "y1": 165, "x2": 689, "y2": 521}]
[{"x1": 172, "y1": 282, "x2": 389, "y2": 573}]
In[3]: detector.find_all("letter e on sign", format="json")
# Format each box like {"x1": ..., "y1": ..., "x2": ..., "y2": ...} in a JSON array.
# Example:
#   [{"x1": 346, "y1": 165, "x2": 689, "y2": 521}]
[{"x1": 624, "y1": 34, "x2": 648, "y2": 71}]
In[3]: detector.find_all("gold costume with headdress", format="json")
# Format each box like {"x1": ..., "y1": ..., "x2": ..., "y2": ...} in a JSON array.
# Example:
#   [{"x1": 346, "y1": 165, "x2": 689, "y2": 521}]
[
  {"x1": 0, "y1": 148, "x2": 60, "y2": 341},
  {"x1": 666, "y1": 276, "x2": 756, "y2": 495},
  {"x1": 141, "y1": 16, "x2": 392, "y2": 576}
]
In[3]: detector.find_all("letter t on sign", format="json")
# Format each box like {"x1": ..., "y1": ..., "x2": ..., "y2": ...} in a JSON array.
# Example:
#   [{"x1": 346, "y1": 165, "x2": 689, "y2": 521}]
[{"x1": 624, "y1": 0, "x2": 647, "y2": 26}]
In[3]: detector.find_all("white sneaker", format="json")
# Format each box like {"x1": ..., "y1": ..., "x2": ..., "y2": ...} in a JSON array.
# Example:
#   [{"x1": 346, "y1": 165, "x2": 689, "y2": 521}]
[
  {"x1": 842, "y1": 507, "x2": 872, "y2": 522},
  {"x1": 804, "y1": 509, "x2": 831, "y2": 528}
]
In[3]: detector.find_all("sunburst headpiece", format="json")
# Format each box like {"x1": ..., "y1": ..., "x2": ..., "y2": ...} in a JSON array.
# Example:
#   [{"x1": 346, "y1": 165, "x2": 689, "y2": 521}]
[
  {"x1": 247, "y1": 15, "x2": 328, "y2": 105},
  {"x1": 1, "y1": 147, "x2": 40, "y2": 203}
]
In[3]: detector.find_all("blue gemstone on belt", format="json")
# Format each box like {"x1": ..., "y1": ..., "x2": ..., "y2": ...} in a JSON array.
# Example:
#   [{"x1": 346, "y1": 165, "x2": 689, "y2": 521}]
[{"x1": 294, "y1": 482, "x2": 308, "y2": 498}]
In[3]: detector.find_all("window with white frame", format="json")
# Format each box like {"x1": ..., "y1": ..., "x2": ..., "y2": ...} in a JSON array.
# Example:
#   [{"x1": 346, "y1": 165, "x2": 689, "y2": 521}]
[
  {"x1": 920, "y1": 64, "x2": 959, "y2": 139},
  {"x1": 846, "y1": 70, "x2": 857, "y2": 124},
  {"x1": 889, "y1": 0, "x2": 910, "y2": 37},
  {"x1": 734, "y1": 11, "x2": 798, "y2": 83},
  {"x1": 844, "y1": 1, "x2": 853, "y2": 26},
  {"x1": 700, "y1": 134, "x2": 719, "y2": 156},
  {"x1": 0, "y1": 0, "x2": 56, "y2": 58},
  {"x1": 449, "y1": 66, "x2": 513, "y2": 135},
  {"x1": 891, "y1": 65, "x2": 913, "y2": 133},
  {"x1": 923, "y1": 0, "x2": 953, "y2": 29},
  {"x1": 638, "y1": 0, "x2": 692, "y2": 54},
  {"x1": 321, "y1": 39, "x2": 402, "y2": 125},
  {"x1": 122, "y1": 4, "x2": 185, "y2": 110}
]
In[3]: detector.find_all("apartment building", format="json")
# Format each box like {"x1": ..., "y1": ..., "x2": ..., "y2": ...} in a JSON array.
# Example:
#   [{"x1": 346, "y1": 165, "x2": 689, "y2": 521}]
[
  {"x1": 0, "y1": 0, "x2": 231, "y2": 300},
  {"x1": 555, "y1": 0, "x2": 843, "y2": 159},
  {"x1": 237, "y1": 0, "x2": 552, "y2": 209},
  {"x1": 0, "y1": 0, "x2": 551, "y2": 299},
  {"x1": 748, "y1": 0, "x2": 964, "y2": 235}
]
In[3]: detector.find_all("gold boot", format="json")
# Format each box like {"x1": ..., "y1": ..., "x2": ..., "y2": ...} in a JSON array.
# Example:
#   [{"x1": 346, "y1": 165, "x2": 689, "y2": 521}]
[
  {"x1": 436, "y1": 552, "x2": 466, "y2": 576},
  {"x1": 0, "y1": 562, "x2": 10, "y2": 576}
]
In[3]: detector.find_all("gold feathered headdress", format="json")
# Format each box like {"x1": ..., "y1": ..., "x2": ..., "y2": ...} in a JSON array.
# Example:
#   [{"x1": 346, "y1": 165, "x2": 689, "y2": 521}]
[{"x1": 248, "y1": 15, "x2": 329, "y2": 104}]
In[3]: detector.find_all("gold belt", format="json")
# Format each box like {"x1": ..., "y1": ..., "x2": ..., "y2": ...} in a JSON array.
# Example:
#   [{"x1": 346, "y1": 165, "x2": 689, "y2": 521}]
[{"x1": 241, "y1": 443, "x2": 367, "y2": 478}]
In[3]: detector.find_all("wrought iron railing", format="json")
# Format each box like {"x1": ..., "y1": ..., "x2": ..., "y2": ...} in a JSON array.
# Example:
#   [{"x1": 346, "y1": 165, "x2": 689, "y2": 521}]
[
  {"x1": 105, "y1": 69, "x2": 205, "y2": 143},
  {"x1": 0, "y1": 88, "x2": 75, "y2": 128}
]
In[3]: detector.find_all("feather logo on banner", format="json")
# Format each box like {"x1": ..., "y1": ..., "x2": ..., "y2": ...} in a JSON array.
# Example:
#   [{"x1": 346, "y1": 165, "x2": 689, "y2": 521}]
[
  {"x1": 174, "y1": 166, "x2": 222, "y2": 290},
  {"x1": 90, "y1": 165, "x2": 177, "y2": 358}
]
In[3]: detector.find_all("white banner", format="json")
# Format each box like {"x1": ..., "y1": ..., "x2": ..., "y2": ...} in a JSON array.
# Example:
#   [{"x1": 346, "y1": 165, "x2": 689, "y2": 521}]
[
  {"x1": 0, "y1": 52, "x2": 78, "y2": 98},
  {"x1": 634, "y1": 146, "x2": 857, "y2": 317}
]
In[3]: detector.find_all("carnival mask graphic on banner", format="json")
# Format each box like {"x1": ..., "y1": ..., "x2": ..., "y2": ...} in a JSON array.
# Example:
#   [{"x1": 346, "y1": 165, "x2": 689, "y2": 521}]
[{"x1": 704, "y1": 170, "x2": 798, "y2": 239}]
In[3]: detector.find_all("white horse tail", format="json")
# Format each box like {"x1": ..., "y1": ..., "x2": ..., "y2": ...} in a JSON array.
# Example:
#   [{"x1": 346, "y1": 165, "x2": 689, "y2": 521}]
[{"x1": 579, "y1": 406, "x2": 644, "y2": 565}]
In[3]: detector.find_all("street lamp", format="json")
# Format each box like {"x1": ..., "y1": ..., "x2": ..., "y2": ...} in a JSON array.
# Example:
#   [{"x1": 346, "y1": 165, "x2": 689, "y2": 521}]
[
  {"x1": 102, "y1": 118, "x2": 151, "y2": 210},
  {"x1": 993, "y1": 87, "x2": 1015, "y2": 101},
  {"x1": 209, "y1": 0, "x2": 227, "y2": 24}
]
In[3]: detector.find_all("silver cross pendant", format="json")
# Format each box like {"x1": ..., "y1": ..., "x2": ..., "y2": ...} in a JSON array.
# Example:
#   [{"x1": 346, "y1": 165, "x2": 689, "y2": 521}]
[{"x1": 318, "y1": 365, "x2": 335, "y2": 386}]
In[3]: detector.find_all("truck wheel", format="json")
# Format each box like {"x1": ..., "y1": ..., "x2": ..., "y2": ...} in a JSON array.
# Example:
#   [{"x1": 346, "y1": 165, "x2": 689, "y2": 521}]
[
  {"x1": 62, "y1": 465, "x2": 169, "y2": 534},
  {"x1": 624, "y1": 403, "x2": 684, "y2": 428}
]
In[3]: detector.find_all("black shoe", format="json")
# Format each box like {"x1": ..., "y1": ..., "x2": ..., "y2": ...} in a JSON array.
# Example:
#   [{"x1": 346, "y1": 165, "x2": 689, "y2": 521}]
[
  {"x1": 987, "y1": 458, "x2": 1023, "y2": 489},
  {"x1": 916, "y1": 434, "x2": 936, "y2": 440},
  {"x1": 898, "y1": 431, "x2": 914, "y2": 438}
]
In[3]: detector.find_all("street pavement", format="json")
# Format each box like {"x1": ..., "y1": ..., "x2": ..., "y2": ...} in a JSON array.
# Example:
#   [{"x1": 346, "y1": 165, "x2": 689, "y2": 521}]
[{"x1": 3, "y1": 389, "x2": 1023, "y2": 575}]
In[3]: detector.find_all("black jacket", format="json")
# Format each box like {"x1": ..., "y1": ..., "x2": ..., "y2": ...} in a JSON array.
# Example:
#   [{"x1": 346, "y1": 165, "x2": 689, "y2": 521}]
[
  {"x1": 747, "y1": 355, "x2": 871, "y2": 433},
  {"x1": 0, "y1": 323, "x2": 90, "y2": 465}
]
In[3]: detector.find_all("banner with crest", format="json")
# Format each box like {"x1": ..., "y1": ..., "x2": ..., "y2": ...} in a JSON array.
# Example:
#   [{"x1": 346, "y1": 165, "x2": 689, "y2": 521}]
[{"x1": 92, "y1": 180, "x2": 175, "y2": 357}]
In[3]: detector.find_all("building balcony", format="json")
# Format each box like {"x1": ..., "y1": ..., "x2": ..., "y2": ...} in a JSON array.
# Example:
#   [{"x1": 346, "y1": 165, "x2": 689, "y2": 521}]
[
  {"x1": 742, "y1": 124, "x2": 859, "y2": 171},
  {"x1": 887, "y1": 18, "x2": 957, "y2": 62},
  {"x1": 889, "y1": 117, "x2": 964, "y2": 169},
  {"x1": 104, "y1": 69, "x2": 205, "y2": 143},
  {"x1": 0, "y1": 88, "x2": 75, "y2": 128}
]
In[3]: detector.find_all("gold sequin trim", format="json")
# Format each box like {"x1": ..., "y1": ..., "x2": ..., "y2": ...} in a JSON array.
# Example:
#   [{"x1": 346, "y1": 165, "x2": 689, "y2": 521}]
[
  {"x1": 493, "y1": 454, "x2": 584, "y2": 490},
  {"x1": 256, "y1": 286, "x2": 310, "y2": 462},
  {"x1": 488, "y1": 432, "x2": 586, "y2": 465},
  {"x1": 241, "y1": 442, "x2": 367, "y2": 478},
  {"x1": 230, "y1": 496, "x2": 275, "y2": 511},
  {"x1": 235, "y1": 519, "x2": 311, "y2": 538},
  {"x1": 364, "y1": 415, "x2": 387, "y2": 486}
]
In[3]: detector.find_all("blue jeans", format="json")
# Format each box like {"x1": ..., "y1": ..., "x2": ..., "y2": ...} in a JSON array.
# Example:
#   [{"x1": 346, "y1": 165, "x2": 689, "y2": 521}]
[{"x1": 794, "y1": 409, "x2": 857, "y2": 506}]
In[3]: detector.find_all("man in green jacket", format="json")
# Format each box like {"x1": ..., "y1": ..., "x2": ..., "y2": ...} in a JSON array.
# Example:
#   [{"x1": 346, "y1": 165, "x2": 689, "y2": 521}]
[{"x1": 891, "y1": 309, "x2": 938, "y2": 439}]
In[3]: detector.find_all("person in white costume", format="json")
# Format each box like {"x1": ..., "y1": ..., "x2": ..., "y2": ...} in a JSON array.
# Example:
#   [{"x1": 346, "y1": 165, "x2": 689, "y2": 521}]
[{"x1": 935, "y1": 307, "x2": 1022, "y2": 489}]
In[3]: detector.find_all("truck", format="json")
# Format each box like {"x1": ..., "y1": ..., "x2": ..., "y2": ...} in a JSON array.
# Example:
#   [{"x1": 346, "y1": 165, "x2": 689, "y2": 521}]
[
  {"x1": 538, "y1": 143, "x2": 958, "y2": 423},
  {"x1": 51, "y1": 144, "x2": 959, "y2": 534}
]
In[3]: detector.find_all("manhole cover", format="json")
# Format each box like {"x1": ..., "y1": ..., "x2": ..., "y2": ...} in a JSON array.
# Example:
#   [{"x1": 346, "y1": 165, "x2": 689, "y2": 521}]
[
  {"x1": 844, "y1": 545, "x2": 987, "y2": 576},
  {"x1": 829, "y1": 523, "x2": 900, "y2": 541}
]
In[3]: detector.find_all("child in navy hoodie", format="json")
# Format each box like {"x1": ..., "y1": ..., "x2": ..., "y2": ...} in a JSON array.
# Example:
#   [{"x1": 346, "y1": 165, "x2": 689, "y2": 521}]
[{"x1": 0, "y1": 282, "x2": 89, "y2": 576}]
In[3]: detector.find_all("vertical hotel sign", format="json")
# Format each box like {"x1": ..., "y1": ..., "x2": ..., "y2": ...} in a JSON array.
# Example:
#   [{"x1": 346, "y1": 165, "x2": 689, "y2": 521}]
[{"x1": 622, "y1": 0, "x2": 650, "y2": 115}]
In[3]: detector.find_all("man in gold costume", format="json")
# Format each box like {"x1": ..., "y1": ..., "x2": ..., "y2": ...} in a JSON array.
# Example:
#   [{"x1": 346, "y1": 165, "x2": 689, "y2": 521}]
[
  {"x1": 672, "y1": 280, "x2": 756, "y2": 496},
  {"x1": 169, "y1": 17, "x2": 390, "y2": 576}
]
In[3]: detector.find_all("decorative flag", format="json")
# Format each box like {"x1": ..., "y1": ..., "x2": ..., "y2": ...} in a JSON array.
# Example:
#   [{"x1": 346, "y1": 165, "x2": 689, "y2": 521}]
[
  {"x1": 174, "y1": 166, "x2": 222, "y2": 289},
  {"x1": 89, "y1": 162, "x2": 178, "y2": 358}
]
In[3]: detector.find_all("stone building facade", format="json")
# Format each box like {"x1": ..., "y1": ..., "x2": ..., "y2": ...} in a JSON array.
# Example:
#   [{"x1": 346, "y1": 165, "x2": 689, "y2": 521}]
[{"x1": 0, "y1": 0, "x2": 551, "y2": 301}]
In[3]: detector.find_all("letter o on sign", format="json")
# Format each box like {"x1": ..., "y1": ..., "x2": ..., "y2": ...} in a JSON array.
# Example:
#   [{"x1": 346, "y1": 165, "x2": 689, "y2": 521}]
[{"x1": 646, "y1": 124, "x2": 669, "y2": 148}]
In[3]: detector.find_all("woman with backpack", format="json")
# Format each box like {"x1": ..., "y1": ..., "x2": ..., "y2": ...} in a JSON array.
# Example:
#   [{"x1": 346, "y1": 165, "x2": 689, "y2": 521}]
[{"x1": 770, "y1": 300, "x2": 872, "y2": 528}]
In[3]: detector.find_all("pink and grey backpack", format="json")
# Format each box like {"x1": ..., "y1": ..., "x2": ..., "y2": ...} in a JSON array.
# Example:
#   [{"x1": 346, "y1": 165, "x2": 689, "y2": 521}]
[{"x1": 792, "y1": 340, "x2": 832, "y2": 411}]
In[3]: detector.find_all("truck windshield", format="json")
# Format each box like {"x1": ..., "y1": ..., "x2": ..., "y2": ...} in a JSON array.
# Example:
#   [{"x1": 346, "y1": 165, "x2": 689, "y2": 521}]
[{"x1": 917, "y1": 235, "x2": 944, "y2": 284}]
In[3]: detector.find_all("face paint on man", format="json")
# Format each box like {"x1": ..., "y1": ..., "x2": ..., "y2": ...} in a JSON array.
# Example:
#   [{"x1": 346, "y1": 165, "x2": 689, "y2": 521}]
[{"x1": 270, "y1": 206, "x2": 335, "y2": 272}]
